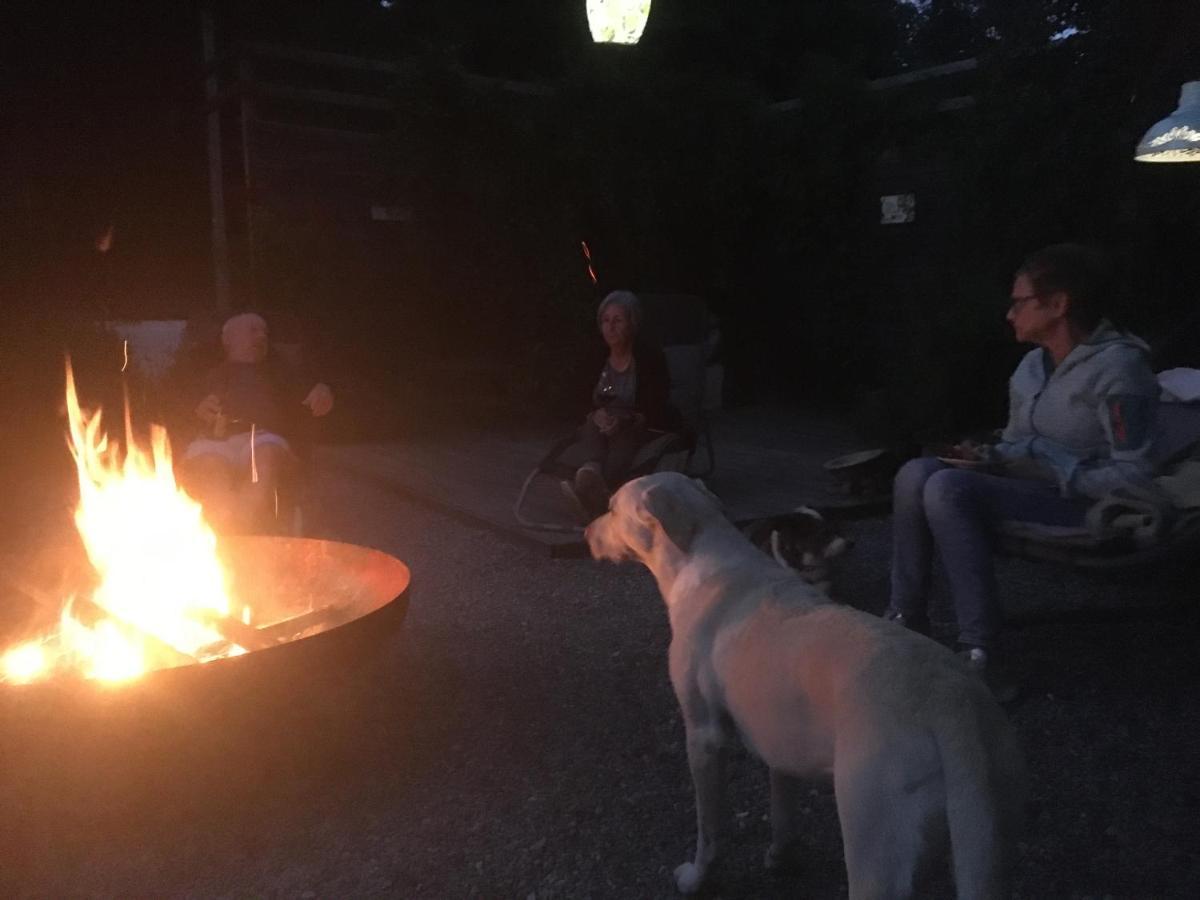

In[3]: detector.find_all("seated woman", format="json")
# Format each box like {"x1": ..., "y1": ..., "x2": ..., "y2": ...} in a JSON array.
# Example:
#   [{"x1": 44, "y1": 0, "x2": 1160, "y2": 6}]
[
  {"x1": 179, "y1": 312, "x2": 333, "y2": 533},
  {"x1": 885, "y1": 243, "x2": 1160, "y2": 701},
  {"x1": 561, "y1": 290, "x2": 680, "y2": 522}
]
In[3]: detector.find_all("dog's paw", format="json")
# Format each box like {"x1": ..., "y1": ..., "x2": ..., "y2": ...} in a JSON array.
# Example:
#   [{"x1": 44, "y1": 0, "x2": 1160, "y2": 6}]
[
  {"x1": 674, "y1": 861, "x2": 706, "y2": 894},
  {"x1": 764, "y1": 840, "x2": 804, "y2": 873}
]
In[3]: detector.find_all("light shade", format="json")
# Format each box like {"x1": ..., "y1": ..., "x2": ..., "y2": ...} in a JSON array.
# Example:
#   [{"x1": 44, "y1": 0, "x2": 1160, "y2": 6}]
[
  {"x1": 1136, "y1": 81, "x2": 1200, "y2": 163},
  {"x1": 587, "y1": 0, "x2": 652, "y2": 45}
]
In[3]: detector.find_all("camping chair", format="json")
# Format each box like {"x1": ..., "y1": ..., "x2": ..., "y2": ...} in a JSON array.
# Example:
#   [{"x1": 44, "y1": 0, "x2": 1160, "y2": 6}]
[
  {"x1": 513, "y1": 293, "x2": 717, "y2": 533},
  {"x1": 995, "y1": 397, "x2": 1200, "y2": 571},
  {"x1": 166, "y1": 317, "x2": 321, "y2": 537}
]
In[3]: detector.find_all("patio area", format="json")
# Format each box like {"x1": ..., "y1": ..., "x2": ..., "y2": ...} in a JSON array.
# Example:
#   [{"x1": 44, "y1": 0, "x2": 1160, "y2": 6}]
[
  {"x1": 319, "y1": 405, "x2": 886, "y2": 557},
  {"x1": 5, "y1": 420, "x2": 1196, "y2": 898}
]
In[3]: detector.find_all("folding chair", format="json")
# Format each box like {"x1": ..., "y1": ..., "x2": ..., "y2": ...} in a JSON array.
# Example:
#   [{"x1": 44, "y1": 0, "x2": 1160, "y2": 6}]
[
  {"x1": 995, "y1": 399, "x2": 1200, "y2": 571},
  {"x1": 166, "y1": 319, "x2": 320, "y2": 537},
  {"x1": 513, "y1": 293, "x2": 717, "y2": 533}
]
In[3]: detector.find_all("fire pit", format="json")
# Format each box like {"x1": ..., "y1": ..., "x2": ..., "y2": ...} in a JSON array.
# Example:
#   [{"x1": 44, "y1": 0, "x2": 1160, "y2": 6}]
[
  {"x1": 0, "y1": 363, "x2": 410, "y2": 692},
  {"x1": 0, "y1": 536, "x2": 409, "y2": 831},
  {"x1": 0, "y1": 367, "x2": 412, "y2": 818},
  {"x1": 3, "y1": 534, "x2": 408, "y2": 681}
]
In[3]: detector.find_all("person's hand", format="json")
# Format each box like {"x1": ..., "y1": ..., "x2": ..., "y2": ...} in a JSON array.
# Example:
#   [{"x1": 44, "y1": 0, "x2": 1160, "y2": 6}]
[
  {"x1": 951, "y1": 440, "x2": 991, "y2": 462},
  {"x1": 195, "y1": 393, "x2": 222, "y2": 426},
  {"x1": 590, "y1": 408, "x2": 612, "y2": 431},
  {"x1": 302, "y1": 383, "x2": 334, "y2": 417},
  {"x1": 594, "y1": 408, "x2": 624, "y2": 436}
]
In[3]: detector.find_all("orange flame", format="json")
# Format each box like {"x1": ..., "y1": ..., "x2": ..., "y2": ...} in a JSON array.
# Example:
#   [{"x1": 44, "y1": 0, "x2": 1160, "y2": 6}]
[{"x1": 1, "y1": 362, "x2": 242, "y2": 684}]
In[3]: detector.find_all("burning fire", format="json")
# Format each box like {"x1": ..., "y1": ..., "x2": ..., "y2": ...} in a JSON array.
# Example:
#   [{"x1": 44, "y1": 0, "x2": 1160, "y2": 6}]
[{"x1": 1, "y1": 363, "x2": 247, "y2": 684}]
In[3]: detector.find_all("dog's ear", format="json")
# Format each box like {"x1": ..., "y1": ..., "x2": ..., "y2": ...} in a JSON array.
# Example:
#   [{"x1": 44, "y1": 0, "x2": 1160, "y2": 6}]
[{"x1": 644, "y1": 484, "x2": 698, "y2": 552}]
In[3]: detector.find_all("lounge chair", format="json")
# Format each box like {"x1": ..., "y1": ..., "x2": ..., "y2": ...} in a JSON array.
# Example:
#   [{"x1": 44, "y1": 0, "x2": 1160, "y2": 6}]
[
  {"x1": 513, "y1": 293, "x2": 717, "y2": 533},
  {"x1": 996, "y1": 397, "x2": 1200, "y2": 570}
]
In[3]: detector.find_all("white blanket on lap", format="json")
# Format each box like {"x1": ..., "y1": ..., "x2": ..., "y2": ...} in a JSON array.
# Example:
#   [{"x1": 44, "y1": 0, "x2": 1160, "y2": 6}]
[{"x1": 1005, "y1": 457, "x2": 1200, "y2": 550}]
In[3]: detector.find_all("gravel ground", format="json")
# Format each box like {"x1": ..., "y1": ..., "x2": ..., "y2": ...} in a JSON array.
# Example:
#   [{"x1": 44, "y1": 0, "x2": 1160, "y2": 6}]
[{"x1": 3, "y1": 466, "x2": 1199, "y2": 898}]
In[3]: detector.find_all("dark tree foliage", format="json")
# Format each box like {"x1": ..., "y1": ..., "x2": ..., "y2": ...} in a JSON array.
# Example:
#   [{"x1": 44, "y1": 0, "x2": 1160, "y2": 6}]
[
  {"x1": 7, "y1": 0, "x2": 1200, "y2": 443},
  {"x1": 903, "y1": 0, "x2": 990, "y2": 65},
  {"x1": 257, "y1": 0, "x2": 910, "y2": 410},
  {"x1": 958, "y1": 2, "x2": 1200, "y2": 337},
  {"x1": 214, "y1": 0, "x2": 1200, "y2": 418}
]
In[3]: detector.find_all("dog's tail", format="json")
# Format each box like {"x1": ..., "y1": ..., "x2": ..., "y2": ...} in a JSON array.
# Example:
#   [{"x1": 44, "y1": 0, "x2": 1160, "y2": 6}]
[{"x1": 935, "y1": 700, "x2": 1027, "y2": 899}]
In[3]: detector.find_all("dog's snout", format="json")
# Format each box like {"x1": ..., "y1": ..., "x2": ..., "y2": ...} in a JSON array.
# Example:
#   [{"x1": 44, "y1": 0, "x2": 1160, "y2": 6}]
[
  {"x1": 583, "y1": 513, "x2": 606, "y2": 549},
  {"x1": 584, "y1": 509, "x2": 632, "y2": 564}
]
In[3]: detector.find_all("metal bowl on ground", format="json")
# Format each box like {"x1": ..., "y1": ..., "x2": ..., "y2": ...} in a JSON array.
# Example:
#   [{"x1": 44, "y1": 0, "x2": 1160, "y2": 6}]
[
  {"x1": 0, "y1": 536, "x2": 411, "y2": 813},
  {"x1": 820, "y1": 448, "x2": 898, "y2": 513}
]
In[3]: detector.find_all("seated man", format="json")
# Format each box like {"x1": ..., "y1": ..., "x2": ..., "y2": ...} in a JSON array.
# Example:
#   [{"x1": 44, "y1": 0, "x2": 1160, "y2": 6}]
[{"x1": 180, "y1": 312, "x2": 333, "y2": 533}]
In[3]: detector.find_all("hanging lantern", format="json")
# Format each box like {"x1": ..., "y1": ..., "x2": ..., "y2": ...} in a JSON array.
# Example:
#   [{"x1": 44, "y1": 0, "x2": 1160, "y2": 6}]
[
  {"x1": 1136, "y1": 81, "x2": 1200, "y2": 163},
  {"x1": 587, "y1": 0, "x2": 652, "y2": 46}
]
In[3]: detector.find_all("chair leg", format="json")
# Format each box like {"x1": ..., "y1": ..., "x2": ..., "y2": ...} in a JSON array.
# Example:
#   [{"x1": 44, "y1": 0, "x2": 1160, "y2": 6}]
[
  {"x1": 686, "y1": 425, "x2": 716, "y2": 478},
  {"x1": 513, "y1": 469, "x2": 586, "y2": 533}
]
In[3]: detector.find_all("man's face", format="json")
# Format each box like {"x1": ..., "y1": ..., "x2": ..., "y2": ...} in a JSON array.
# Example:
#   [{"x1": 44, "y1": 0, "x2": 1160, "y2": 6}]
[{"x1": 223, "y1": 315, "x2": 269, "y2": 363}]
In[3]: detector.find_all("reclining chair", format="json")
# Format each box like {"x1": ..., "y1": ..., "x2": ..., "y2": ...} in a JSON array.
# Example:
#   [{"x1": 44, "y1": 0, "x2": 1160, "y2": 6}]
[
  {"x1": 166, "y1": 315, "x2": 319, "y2": 537},
  {"x1": 513, "y1": 293, "x2": 717, "y2": 533},
  {"x1": 995, "y1": 397, "x2": 1200, "y2": 570}
]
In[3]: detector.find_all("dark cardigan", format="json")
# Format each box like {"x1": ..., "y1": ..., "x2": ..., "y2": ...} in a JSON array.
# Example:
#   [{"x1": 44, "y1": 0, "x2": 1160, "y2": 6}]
[{"x1": 585, "y1": 339, "x2": 681, "y2": 433}]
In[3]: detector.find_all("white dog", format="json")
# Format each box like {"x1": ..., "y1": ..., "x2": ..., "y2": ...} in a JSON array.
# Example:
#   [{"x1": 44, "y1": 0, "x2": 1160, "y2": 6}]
[{"x1": 586, "y1": 472, "x2": 1026, "y2": 899}]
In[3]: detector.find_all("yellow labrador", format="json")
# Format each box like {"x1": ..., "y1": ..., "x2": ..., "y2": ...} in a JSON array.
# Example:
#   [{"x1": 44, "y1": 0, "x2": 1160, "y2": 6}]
[{"x1": 585, "y1": 472, "x2": 1026, "y2": 899}]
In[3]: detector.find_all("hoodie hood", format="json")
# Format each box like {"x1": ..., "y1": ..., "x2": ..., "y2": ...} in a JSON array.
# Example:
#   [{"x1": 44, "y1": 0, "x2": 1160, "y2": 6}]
[{"x1": 1053, "y1": 319, "x2": 1152, "y2": 377}]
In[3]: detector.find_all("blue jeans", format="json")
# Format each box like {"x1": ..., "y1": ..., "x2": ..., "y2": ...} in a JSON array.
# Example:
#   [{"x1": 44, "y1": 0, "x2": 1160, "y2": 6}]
[{"x1": 890, "y1": 456, "x2": 1089, "y2": 649}]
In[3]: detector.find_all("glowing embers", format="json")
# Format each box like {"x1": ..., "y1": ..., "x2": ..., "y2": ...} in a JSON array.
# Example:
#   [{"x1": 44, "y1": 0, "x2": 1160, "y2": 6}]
[{"x1": 586, "y1": 0, "x2": 652, "y2": 45}]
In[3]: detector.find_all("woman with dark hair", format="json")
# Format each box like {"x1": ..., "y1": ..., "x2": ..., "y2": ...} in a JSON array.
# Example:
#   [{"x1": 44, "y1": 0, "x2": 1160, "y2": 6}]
[
  {"x1": 561, "y1": 290, "x2": 678, "y2": 522},
  {"x1": 884, "y1": 243, "x2": 1160, "y2": 700}
]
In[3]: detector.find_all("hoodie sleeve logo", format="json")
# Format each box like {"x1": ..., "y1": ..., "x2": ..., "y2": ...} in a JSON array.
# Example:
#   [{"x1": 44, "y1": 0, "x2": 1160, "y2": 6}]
[{"x1": 1106, "y1": 395, "x2": 1153, "y2": 452}]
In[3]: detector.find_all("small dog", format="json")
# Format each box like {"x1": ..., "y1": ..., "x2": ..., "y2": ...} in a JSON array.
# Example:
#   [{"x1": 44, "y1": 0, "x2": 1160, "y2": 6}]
[
  {"x1": 586, "y1": 473, "x2": 1026, "y2": 899},
  {"x1": 741, "y1": 506, "x2": 851, "y2": 595}
]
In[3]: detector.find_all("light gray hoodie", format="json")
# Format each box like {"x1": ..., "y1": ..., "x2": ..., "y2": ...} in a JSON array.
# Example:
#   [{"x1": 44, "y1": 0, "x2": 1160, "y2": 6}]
[{"x1": 993, "y1": 319, "x2": 1159, "y2": 500}]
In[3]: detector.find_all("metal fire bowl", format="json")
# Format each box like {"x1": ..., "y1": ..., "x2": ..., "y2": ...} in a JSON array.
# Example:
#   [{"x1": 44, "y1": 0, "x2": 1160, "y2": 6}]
[
  {"x1": 0, "y1": 535, "x2": 410, "y2": 717},
  {"x1": 0, "y1": 536, "x2": 410, "y2": 820}
]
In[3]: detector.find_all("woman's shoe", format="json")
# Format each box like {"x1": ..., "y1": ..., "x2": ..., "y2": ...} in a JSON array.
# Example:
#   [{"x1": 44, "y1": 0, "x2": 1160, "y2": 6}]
[
  {"x1": 574, "y1": 464, "x2": 611, "y2": 518},
  {"x1": 882, "y1": 607, "x2": 931, "y2": 637},
  {"x1": 958, "y1": 646, "x2": 1019, "y2": 704}
]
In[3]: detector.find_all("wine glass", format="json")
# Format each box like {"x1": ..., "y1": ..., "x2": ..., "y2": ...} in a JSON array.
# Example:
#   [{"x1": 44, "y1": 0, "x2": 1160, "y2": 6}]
[{"x1": 597, "y1": 369, "x2": 617, "y2": 407}]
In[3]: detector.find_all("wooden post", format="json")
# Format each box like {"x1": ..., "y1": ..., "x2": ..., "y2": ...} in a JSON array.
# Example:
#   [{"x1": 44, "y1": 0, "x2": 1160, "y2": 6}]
[
  {"x1": 239, "y1": 56, "x2": 259, "y2": 308},
  {"x1": 202, "y1": 4, "x2": 232, "y2": 314}
]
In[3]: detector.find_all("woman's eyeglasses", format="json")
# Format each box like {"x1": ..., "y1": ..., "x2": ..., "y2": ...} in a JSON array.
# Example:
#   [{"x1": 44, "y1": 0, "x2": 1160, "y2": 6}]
[{"x1": 1008, "y1": 294, "x2": 1040, "y2": 311}]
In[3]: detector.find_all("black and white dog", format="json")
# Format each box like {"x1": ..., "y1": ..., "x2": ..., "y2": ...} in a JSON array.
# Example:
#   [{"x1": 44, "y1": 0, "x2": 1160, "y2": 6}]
[{"x1": 741, "y1": 506, "x2": 851, "y2": 596}]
